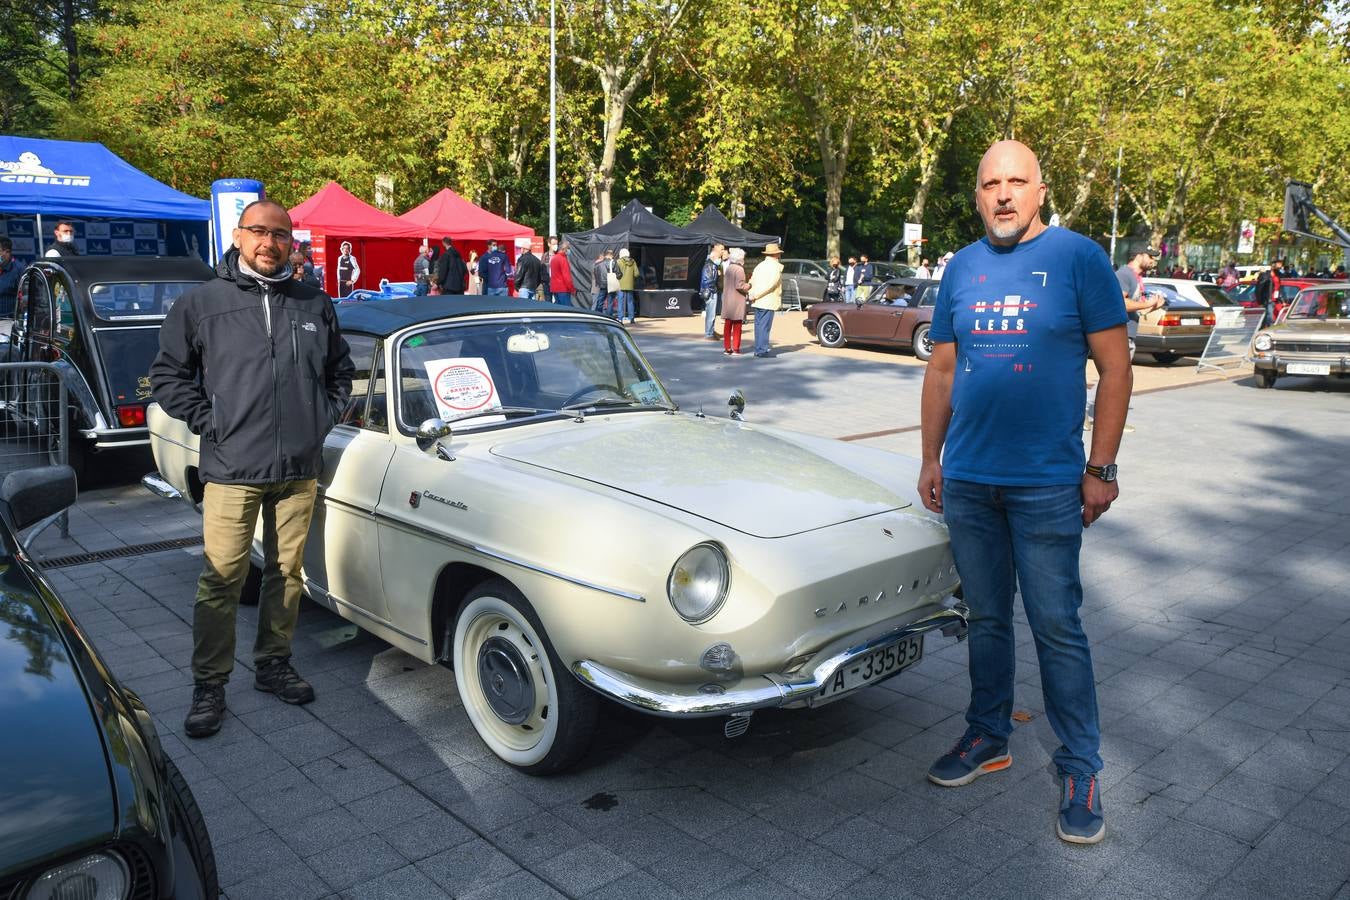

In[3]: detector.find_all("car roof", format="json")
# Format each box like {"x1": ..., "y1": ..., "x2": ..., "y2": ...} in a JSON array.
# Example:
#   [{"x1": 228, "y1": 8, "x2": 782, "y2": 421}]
[
  {"x1": 335, "y1": 295, "x2": 604, "y2": 337},
  {"x1": 35, "y1": 255, "x2": 214, "y2": 283}
]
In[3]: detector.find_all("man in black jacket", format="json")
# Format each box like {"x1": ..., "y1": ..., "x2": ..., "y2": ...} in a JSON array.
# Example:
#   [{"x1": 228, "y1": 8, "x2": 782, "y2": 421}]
[
  {"x1": 434, "y1": 236, "x2": 468, "y2": 294},
  {"x1": 151, "y1": 199, "x2": 354, "y2": 739},
  {"x1": 514, "y1": 244, "x2": 544, "y2": 300}
]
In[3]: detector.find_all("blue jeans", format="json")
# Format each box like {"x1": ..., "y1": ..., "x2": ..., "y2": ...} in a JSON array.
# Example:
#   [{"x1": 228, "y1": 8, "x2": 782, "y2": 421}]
[
  {"x1": 593, "y1": 290, "x2": 609, "y2": 315},
  {"x1": 619, "y1": 291, "x2": 634, "y2": 320},
  {"x1": 554, "y1": 292, "x2": 572, "y2": 306},
  {"x1": 941, "y1": 478, "x2": 1101, "y2": 776},
  {"x1": 703, "y1": 289, "x2": 719, "y2": 336},
  {"x1": 414, "y1": 282, "x2": 429, "y2": 297},
  {"x1": 485, "y1": 287, "x2": 508, "y2": 296},
  {"x1": 845, "y1": 285, "x2": 856, "y2": 303},
  {"x1": 518, "y1": 287, "x2": 534, "y2": 300},
  {"x1": 752, "y1": 307, "x2": 775, "y2": 355}
]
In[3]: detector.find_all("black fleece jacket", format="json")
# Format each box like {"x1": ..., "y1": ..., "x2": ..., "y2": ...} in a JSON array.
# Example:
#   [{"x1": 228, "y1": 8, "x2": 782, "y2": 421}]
[{"x1": 150, "y1": 248, "x2": 354, "y2": 485}]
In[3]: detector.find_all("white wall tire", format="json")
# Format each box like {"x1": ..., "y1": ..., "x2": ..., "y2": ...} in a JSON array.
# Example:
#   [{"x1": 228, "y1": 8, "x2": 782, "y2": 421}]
[{"x1": 453, "y1": 580, "x2": 596, "y2": 774}]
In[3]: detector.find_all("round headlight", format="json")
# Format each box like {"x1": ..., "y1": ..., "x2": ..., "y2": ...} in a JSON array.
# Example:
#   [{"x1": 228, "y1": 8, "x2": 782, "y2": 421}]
[
  {"x1": 1253, "y1": 333, "x2": 1272, "y2": 351},
  {"x1": 28, "y1": 851, "x2": 130, "y2": 900},
  {"x1": 668, "y1": 543, "x2": 730, "y2": 623}
]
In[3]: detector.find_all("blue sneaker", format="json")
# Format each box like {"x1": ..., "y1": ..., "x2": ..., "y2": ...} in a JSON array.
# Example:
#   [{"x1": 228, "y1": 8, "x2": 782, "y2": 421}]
[
  {"x1": 927, "y1": 733, "x2": 1012, "y2": 787},
  {"x1": 1057, "y1": 773, "x2": 1106, "y2": 844}
]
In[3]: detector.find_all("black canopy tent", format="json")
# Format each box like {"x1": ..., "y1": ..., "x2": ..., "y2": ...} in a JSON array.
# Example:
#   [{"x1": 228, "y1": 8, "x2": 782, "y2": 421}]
[
  {"x1": 686, "y1": 204, "x2": 780, "y2": 250},
  {"x1": 564, "y1": 200, "x2": 709, "y2": 303}
]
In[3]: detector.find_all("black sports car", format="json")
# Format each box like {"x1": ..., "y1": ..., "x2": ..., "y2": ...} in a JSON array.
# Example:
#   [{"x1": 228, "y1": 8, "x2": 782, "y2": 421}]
[{"x1": 0, "y1": 465, "x2": 218, "y2": 899}]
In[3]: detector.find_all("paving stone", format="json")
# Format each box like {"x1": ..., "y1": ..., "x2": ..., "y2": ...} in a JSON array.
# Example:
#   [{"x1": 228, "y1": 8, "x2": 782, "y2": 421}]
[
  {"x1": 345, "y1": 783, "x2": 440, "y2": 832},
  {"x1": 378, "y1": 809, "x2": 475, "y2": 861},
  {"x1": 763, "y1": 844, "x2": 867, "y2": 897},
  {"x1": 1206, "y1": 771, "x2": 1304, "y2": 818},
  {"x1": 812, "y1": 811, "x2": 915, "y2": 867},
  {"x1": 1234, "y1": 734, "x2": 1347, "y2": 791},
  {"x1": 416, "y1": 838, "x2": 520, "y2": 896},
  {"x1": 1179, "y1": 795, "x2": 1277, "y2": 845},
  {"x1": 532, "y1": 841, "x2": 635, "y2": 896},
  {"x1": 340, "y1": 865, "x2": 451, "y2": 900},
  {"x1": 460, "y1": 869, "x2": 566, "y2": 899},
  {"x1": 645, "y1": 841, "x2": 752, "y2": 899},
  {"x1": 583, "y1": 870, "x2": 682, "y2": 900},
  {"x1": 264, "y1": 719, "x2": 354, "y2": 767},
  {"x1": 280, "y1": 806, "x2": 371, "y2": 859},
  {"x1": 488, "y1": 812, "x2": 587, "y2": 866},
  {"x1": 1208, "y1": 822, "x2": 1350, "y2": 899},
  {"x1": 215, "y1": 830, "x2": 307, "y2": 888},
  {"x1": 446, "y1": 784, "x2": 543, "y2": 833},
  {"x1": 308, "y1": 834, "x2": 407, "y2": 891}
]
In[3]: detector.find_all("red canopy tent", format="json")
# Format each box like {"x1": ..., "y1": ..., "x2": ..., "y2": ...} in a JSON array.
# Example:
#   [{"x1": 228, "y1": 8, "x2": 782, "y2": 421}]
[
  {"x1": 289, "y1": 181, "x2": 424, "y2": 294},
  {"x1": 399, "y1": 189, "x2": 535, "y2": 264}
]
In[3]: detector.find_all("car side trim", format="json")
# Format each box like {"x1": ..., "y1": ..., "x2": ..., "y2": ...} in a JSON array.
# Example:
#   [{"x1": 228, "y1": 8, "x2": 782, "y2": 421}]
[
  {"x1": 305, "y1": 580, "x2": 429, "y2": 646},
  {"x1": 375, "y1": 510, "x2": 648, "y2": 603}
]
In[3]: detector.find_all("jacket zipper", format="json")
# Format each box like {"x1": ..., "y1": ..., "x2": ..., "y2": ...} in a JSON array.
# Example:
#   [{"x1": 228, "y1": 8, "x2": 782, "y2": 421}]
[
  {"x1": 264, "y1": 285, "x2": 282, "y2": 472},
  {"x1": 291, "y1": 319, "x2": 299, "y2": 362}
]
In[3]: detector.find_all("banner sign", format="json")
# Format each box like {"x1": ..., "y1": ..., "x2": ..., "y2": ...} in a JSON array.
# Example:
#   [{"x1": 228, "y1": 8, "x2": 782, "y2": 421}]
[{"x1": 1196, "y1": 306, "x2": 1266, "y2": 374}]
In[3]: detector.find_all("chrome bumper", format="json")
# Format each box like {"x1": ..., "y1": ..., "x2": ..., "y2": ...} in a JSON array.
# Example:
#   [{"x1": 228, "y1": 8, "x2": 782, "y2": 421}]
[
  {"x1": 141, "y1": 471, "x2": 183, "y2": 500},
  {"x1": 572, "y1": 601, "x2": 968, "y2": 717}
]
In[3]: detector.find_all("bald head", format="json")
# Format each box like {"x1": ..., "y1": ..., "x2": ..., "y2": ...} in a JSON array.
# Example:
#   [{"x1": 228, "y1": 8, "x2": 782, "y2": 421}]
[
  {"x1": 974, "y1": 141, "x2": 1047, "y2": 246},
  {"x1": 234, "y1": 198, "x2": 294, "y2": 276}
]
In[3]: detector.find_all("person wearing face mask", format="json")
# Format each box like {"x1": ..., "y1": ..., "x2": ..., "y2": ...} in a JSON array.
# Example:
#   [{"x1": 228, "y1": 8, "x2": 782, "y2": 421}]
[
  {"x1": 44, "y1": 221, "x2": 80, "y2": 257},
  {"x1": 150, "y1": 199, "x2": 354, "y2": 741},
  {"x1": 335, "y1": 241, "x2": 360, "y2": 296}
]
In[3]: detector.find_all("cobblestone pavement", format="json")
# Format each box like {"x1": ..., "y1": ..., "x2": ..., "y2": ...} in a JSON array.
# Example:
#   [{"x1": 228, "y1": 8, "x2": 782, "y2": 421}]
[{"x1": 27, "y1": 325, "x2": 1350, "y2": 900}]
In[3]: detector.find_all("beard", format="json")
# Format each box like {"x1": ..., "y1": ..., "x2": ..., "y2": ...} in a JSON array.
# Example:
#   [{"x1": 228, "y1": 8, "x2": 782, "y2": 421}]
[{"x1": 245, "y1": 249, "x2": 285, "y2": 277}]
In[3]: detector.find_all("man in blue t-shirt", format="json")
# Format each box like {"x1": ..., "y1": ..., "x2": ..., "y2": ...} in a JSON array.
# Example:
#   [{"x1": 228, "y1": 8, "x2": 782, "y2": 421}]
[{"x1": 918, "y1": 140, "x2": 1131, "y2": 846}]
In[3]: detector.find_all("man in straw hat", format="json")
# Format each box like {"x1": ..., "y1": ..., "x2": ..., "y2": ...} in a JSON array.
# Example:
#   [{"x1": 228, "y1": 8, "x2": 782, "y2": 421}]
[{"x1": 747, "y1": 242, "x2": 784, "y2": 358}]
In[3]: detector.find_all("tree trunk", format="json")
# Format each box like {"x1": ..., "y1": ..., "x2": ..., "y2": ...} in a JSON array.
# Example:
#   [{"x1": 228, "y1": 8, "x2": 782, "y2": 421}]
[
  {"x1": 61, "y1": 0, "x2": 81, "y2": 99},
  {"x1": 903, "y1": 112, "x2": 956, "y2": 263},
  {"x1": 815, "y1": 111, "x2": 852, "y2": 259}
]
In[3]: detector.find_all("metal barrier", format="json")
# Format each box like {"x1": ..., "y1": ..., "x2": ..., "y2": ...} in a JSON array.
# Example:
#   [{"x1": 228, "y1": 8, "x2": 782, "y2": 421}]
[
  {"x1": 1196, "y1": 307, "x2": 1267, "y2": 375},
  {"x1": 0, "y1": 361, "x2": 70, "y2": 542},
  {"x1": 781, "y1": 279, "x2": 802, "y2": 312}
]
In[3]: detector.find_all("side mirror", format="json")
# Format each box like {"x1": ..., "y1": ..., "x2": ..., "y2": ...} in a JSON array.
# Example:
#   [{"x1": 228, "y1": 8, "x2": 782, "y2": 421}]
[
  {"x1": 1, "y1": 465, "x2": 77, "y2": 531},
  {"x1": 728, "y1": 389, "x2": 746, "y2": 422},
  {"x1": 416, "y1": 418, "x2": 453, "y2": 455}
]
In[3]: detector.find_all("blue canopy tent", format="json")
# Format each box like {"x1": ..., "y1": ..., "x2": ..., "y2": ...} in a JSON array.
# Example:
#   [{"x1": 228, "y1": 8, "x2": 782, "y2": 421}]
[{"x1": 0, "y1": 136, "x2": 210, "y2": 260}]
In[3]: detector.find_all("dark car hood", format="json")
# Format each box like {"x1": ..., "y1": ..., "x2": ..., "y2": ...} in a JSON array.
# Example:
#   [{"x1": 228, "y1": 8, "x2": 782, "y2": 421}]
[{"x1": 0, "y1": 559, "x2": 115, "y2": 878}]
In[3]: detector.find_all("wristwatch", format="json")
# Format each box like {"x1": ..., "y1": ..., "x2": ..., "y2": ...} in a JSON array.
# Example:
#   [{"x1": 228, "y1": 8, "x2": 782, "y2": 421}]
[{"x1": 1085, "y1": 463, "x2": 1118, "y2": 482}]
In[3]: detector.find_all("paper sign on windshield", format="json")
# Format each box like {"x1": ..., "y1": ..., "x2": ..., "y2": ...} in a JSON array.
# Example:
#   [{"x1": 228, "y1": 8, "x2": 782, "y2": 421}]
[{"x1": 422, "y1": 358, "x2": 502, "y2": 419}]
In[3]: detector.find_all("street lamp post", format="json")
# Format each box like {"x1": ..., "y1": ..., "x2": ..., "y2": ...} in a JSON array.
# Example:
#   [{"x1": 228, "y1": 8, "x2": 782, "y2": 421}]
[{"x1": 548, "y1": 0, "x2": 557, "y2": 238}]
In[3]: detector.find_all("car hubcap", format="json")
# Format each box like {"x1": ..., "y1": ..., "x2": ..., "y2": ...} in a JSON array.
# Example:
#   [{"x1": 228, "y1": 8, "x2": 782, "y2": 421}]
[
  {"x1": 823, "y1": 321, "x2": 840, "y2": 343},
  {"x1": 478, "y1": 636, "x2": 533, "y2": 724},
  {"x1": 921, "y1": 333, "x2": 933, "y2": 354}
]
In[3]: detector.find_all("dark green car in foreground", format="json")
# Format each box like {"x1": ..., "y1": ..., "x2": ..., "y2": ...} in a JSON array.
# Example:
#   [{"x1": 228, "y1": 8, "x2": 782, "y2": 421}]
[{"x1": 0, "y1": 466, "x2": 217, "y2": 899}]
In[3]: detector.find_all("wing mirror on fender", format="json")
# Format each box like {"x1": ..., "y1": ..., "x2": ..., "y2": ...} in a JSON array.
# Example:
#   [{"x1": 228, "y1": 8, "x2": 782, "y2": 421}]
[
  {"x1": 728, "y1": 389, "x2": 746, "y2": 422},
  {"x1": 416, "y1": 418, "x2": 455, "y2": 460}
]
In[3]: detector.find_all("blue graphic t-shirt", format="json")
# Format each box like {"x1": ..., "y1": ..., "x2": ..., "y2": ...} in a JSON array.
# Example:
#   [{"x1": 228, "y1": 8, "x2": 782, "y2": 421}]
[{"x1": 928, "y1": 226, "x2": 1126, "y2": 486}]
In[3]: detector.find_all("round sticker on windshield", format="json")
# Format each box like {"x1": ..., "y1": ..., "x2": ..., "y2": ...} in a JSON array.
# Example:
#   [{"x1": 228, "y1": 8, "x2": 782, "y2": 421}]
[{"x1": 431, "y1": 363, "x2": 497, "y2": 411}]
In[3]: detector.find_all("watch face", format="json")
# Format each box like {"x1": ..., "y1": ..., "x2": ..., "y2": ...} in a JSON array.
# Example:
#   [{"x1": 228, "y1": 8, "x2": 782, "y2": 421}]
[{"x1": 1101, "y1": 464, "x2": 1117, "y2": 481}]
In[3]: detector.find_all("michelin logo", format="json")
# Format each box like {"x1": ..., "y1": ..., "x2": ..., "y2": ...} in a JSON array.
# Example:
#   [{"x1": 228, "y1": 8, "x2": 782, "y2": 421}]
[{"x1": 0, "y1": 152, "x2": 91, "y2": 187}]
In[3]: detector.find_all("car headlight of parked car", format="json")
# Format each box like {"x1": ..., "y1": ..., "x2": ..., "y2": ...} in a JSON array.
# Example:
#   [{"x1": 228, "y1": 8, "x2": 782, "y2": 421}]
[
  {"x1": 27, "y1": 850, "x2": 130, "y2": 900},
  {"x1": 1253, "y1": 333, "x2": 1273, "y2": 352},
  {"x1": 668, "y1": 542, "x2": 730, "y2": 623}
]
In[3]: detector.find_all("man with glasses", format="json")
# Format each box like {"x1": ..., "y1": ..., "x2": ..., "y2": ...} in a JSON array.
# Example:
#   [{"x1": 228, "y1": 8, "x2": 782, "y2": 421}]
[
  {"x1": 44, "y1": 220, "x2": 79, "y2": 257},
  {"x1": 151, "y1": 199, "x2": 354, "y2": 740}
]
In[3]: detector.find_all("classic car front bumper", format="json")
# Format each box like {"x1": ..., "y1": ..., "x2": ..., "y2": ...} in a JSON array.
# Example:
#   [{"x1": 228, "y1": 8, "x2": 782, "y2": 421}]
[
  {"x1": 572, "y1": 601, "x2": 967, "y2": 717},
  {"x1": 1253, "y1": 354, "x2": 1350, "y2": 376}
]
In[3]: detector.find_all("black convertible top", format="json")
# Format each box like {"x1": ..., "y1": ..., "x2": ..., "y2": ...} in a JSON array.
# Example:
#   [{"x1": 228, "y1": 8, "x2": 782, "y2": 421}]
[
  {"x1": 35, "y1": 255, "x2": 214, "y2": 285},
  {"x1": 335, "y1": 295, "x2": 603, "y2": 337}
]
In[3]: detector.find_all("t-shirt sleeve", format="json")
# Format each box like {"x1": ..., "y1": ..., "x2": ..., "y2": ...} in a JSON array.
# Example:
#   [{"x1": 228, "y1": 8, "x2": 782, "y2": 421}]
[
  {"x1": 1079, "y1": 244, "x2": 1129, "y2": 333},
  {"x1": 928, "y1": 262, "x2": 959, "y2": 343},
  {"x1": 1115, "y1": 266, "x2": 1135, "y2": 299}
]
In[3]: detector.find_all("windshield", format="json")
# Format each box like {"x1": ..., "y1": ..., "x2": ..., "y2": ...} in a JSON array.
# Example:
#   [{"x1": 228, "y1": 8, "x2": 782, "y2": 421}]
[
  {"x1": 395, "y1": 318, "x2": 673, "y2": 430},
  {"x1": 89, "y1": 281, "x2": 200, "y2": 320},
  {"x1": 1144, "y1": 284, "x2": 1206, "y2": 309},
  {"x1": 1194, "y1": 284, "x2": 1238, "y2": 307},
  {"x1": 1288, "y1": 288, "x2": 1350, "y2": 321}
]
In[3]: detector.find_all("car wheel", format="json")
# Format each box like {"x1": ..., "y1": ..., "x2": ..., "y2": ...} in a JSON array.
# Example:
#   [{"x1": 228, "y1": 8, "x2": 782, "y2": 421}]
[
  {"x1": 1152, "y1": 351, "x2": 1179, "y2": 365},
  {"x1": 817, "y1": 315, "x2": 845, "y2": 348},
  {"x1": 1253, "y1": 370, "x2": 1276, "y2": 389},
  {"x1": 453, "y1": 579, "x2": 597, "y2": 774},
  {"x1": 163, "y1": 755, "x2": 220, "y2": 899},
  {"x1": 912, "y1": 324, "x2": 934, "y2": 362}
]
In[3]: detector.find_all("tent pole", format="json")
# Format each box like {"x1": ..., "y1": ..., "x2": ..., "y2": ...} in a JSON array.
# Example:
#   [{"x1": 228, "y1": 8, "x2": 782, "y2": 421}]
[{"x1": 36, "y1": 212, "x2": 45, "y2": 256}]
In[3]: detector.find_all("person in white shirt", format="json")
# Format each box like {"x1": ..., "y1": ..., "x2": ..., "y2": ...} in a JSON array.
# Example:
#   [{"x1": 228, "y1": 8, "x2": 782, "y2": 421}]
[{"x1": 844, "y1": 256, "x2": 859, "y2": 303}]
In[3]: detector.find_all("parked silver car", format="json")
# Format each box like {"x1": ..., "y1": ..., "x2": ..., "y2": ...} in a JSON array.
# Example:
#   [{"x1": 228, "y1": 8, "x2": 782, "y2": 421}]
[{"x1": 1251, "y1": 284, "x2": 1350, "y2": 389}]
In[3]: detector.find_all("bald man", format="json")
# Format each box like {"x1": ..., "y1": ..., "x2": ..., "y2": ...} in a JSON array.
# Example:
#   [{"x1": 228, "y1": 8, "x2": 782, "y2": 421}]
[
  {"x1": 152, "y1": 198, "x2": 354, "y2": 739},
  {"x1": 918, "y1": 141, "x2": 1131, "y2": 844}
]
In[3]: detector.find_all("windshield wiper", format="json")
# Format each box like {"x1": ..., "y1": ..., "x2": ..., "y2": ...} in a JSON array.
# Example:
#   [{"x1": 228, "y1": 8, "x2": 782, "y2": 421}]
[
  {"x1": 449, "y1": 406, "x2": 557, "y2": 425},
  {"x1": 560, "y1": 396, "x2": 674, "y2": 412}
]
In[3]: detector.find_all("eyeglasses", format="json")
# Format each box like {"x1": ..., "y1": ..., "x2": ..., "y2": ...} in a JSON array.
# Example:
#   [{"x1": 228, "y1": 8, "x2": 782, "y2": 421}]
[{"x1": 239, "y1": 225, "x2": 293, "y2": 243}]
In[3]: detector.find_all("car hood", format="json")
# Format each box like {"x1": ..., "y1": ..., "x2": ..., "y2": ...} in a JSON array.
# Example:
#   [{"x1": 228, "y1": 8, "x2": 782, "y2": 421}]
[
  {"x1": 1272, "y1": 318, "x2": 1350, "y2": 340},
  {"x1": 0, "y1": 562, "x2": 115, "y2": 878},
  {"x1": 489, "y1": 415, "x2": 911, "y2": 538}
]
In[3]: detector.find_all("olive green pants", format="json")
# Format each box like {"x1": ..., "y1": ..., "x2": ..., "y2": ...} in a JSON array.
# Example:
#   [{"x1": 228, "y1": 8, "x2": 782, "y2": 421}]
[{"x1": 192, "y1": 479, "x2": 318, "y2": 684}]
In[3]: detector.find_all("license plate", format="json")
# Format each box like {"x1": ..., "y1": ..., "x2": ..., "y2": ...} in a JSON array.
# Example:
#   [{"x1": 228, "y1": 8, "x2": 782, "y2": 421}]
[
  {"x1": 1181, "y1": 317, "x2": 1200, "y2": 325},
  {"x1": 818, "y1": 634, "x2": 923, "y2": 700},
  {"x1": 1287, "y1": 362, "x2": 1331, "y2": 375}
]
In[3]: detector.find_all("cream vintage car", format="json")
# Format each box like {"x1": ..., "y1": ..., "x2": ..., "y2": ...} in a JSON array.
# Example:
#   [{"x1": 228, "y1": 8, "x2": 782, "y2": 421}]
[
  {"x1": 144, "y1": 297, "x2": 967, "y2": 773},
  {"x1": 1251, "y1": 283, "x2": 1350, "y2": 389}
]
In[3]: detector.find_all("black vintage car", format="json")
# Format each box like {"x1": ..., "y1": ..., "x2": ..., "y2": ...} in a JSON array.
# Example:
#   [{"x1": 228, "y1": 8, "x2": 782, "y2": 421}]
[
  {"x1": 3, "y1": 257, "x2": 213, "y2": 479},
  {"x1": 0, "y1": 466, "x2": 218, "y2": 899}
]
